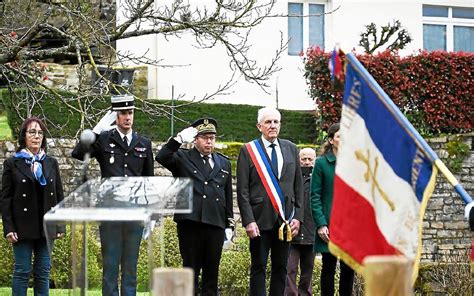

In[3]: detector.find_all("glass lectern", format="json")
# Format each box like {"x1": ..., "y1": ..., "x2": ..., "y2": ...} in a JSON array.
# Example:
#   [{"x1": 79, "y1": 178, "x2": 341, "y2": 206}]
[{"x1": 44, "y1": 176, "x2": 192, "y2": 295}]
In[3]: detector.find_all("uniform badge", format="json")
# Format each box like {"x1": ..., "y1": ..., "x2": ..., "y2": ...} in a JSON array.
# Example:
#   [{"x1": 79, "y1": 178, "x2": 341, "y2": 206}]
[
  {"x1": 220, "y1": 169, "x2": 229, "y2": 174},
  {"x1": 135, "y1": 147, "x2": 146, "y2": 152},
  {"x1": 109, "y1": 155, "x2": 115, "y2": 164},
  {"x1": 109, "y1": 143, "x2": 116, "y2": 148}
]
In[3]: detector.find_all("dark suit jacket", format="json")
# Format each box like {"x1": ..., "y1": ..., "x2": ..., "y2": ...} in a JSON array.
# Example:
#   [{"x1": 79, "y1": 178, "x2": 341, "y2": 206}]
[
  {"x1": 1, "y1": 155, "x2": 65, "y2": 240},
  {"x1": 156, "y1": 138, "x2": 233, "y2": 229},
  {"x1": 72, "y1": 129, "x2": 154, "y2": 178},
  {"x1": 291, "y1": 166, "x2": 315, "y2": 245},
  {"x1": 237, "y1": 138, "x2": 303, "y2": 231}
]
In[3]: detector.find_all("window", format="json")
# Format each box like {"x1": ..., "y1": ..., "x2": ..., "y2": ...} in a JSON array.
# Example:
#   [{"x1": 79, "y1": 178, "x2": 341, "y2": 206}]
[
  {"x1": 309, "y1": 4, "x2": 325, "y2": 49},
  {"x1": 288, "y1": 3, "x2": 303, "y2": 55},
  {"x1": 288, "y1": 2, "x2": 325, "y2": 56},
  {"x1": 454, "y1": 26, "x2": 474, "y2": 51},
  {"x1": 423, "y1": 24, "x2": 446, "y2": 51},
  {"x1": 423, "y1": 5, "x2": 474, "y2": 52}
]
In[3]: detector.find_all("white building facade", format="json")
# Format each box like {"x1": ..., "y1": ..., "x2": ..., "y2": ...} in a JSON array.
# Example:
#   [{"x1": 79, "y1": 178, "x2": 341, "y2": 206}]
[{"x1": 117, "y1": 0, "x2": 473, "y2": 110}]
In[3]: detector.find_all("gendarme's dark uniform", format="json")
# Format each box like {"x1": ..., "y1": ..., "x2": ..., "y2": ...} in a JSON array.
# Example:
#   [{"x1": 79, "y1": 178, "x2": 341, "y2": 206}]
[
  {"x1": 156, "y1": 118, "x2": 233, "y2": 296},
  {"x1": 72, "y1": 129, "x2": 154, "y2": 178},
  {"x1": 72, "y1": 94, "x2": 154, "y2": 296},
  {"x1": 72, "y1": 129, "x2": 154, "y2": 296},
  {"x1": 156, "y1": 138, "x2": 233, "y2": 228}
]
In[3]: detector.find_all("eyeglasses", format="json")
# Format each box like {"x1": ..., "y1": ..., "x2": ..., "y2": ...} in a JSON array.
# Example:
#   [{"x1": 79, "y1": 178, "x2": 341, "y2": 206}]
[
  {"x1": 27, "y1": 129, "x2": 44, "y2": 137},
  {"x1": 197, "y1": 135, "x2": 216, "y2": 141}
]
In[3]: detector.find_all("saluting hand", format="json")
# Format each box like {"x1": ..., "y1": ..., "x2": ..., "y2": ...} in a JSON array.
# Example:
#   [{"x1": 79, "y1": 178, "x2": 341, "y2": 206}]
[
  {"x1": 175, "y1": 126, "x2": 198, "y2": 144},
  {"x1": 92, "y1": 110, "x2": 117, "y2": 134}
]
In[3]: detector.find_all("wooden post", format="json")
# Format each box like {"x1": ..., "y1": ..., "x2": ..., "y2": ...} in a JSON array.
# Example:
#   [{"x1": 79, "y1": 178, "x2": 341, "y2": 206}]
[
  {"x1": 363, "y1": 255, "x2": 413, "y2": 296},
  {"x1": 152, "y1": 268, "x2": 194, "y2": 296}
]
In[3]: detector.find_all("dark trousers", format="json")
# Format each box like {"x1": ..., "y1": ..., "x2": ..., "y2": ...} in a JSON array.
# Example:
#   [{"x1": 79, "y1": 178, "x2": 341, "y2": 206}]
[
  {"x1": 321, "y1": 252, "x2": 354, "y2": 296},
  {"x1": 177, "y1": 220, "x2": 225, "y2": 296},
  {"x1": 99, "y1": 222, "x2": 143, "y2": 296},
  {"x1": 285, "y1": 244, "x2": 315, "y2": 296},
  {"x1": 249, "y1": 223, "x2": 290, "y2": 296}
]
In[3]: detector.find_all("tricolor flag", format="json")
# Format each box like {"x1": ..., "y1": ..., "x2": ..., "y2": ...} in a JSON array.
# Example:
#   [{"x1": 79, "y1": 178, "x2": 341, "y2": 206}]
[
  {"x1": 328, "y1": 53, "x2": 472, "y2": 281},
  {"x1": 328, "y1": 46, "x2": 343, "y2": 81},
  {"x1": 328, "y1": 46, "x2": 345, "y2": 89}
]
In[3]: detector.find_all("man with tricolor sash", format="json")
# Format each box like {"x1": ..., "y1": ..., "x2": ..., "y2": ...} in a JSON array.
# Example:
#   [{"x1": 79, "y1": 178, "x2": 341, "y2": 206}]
[{"x1": 237, "y1": 107, "x2": 303, "y2": 296}]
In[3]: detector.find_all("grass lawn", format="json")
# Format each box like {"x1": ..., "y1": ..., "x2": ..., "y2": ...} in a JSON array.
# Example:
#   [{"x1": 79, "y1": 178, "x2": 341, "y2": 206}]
[
  {"x1": 0, "y1": 287, "x2": 150, "y2": 295},
  {"x1": 0, "y1": 114, "x2": 13, "y2": 140}
]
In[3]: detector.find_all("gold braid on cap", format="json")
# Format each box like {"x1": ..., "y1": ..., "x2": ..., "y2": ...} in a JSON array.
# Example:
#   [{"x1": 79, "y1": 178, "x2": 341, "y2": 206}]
[{"x1": 196, "y1": 120, "x2": 216, "y2": 133}]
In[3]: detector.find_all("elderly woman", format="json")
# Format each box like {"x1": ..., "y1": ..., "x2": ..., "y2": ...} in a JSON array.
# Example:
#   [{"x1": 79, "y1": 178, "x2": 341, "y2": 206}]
[
  {"x1": 1, "y1": 117, "x2": 65, "y2": 296},
  {"x1": 311, "y1": 123, "x2": 354, "y2": 296}
]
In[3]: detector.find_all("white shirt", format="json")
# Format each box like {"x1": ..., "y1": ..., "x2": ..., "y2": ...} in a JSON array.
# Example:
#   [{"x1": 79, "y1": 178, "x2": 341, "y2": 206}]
[
  {"x1": 117, "y1": 129, "x2": 133, "y2": 146},
  {"x1": 261, "y1": 136, "x2": 283, "y2": 178},
  {"x1": 201, "y1": 153, "x2": 215, "y2": 169}
]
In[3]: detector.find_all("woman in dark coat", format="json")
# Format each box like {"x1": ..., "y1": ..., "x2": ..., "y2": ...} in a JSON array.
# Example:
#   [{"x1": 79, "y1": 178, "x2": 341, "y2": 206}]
[
  {"x1": 1, "y1": 117, "x2": 65, "y2": 296},
  {"x1": 310, "y1": 123, "x2": 354, "y2": 295}
]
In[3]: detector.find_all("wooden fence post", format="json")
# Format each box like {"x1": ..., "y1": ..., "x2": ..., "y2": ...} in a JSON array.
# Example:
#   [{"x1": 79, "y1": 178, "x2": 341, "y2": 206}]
[
  {"x1": 363, "y1": 255, "x2": 413, "y2": 296},
  {"x1": 152, "y1": 267, "x2": 194, "y2": 296}
]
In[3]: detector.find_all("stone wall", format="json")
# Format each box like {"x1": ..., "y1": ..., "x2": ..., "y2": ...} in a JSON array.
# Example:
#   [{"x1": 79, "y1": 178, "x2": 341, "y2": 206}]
[
  {"x1": 421, "y1": 134, "x2": 473, "y2": 262},
  {"x1": 0, "y1": 134, "x2": 472, "y2": 263}
]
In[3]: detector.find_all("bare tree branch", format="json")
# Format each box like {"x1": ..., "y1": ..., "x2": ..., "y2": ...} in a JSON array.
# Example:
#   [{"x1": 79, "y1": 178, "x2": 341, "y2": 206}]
[{"x1": 0, "y1": 0, "x2": 293, "y2": 131}]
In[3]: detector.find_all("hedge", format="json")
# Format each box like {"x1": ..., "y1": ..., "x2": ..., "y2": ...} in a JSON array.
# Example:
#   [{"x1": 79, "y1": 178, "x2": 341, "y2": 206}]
[
  {"x1": 0, "y1": 219, "x2": 471, "y2": 294},
  {"x1": 304, "y1": 48, "x2": 474, "y2": 135},
  {"x1": 0, "y1": 89, "x2": 318, "y2": 144}
]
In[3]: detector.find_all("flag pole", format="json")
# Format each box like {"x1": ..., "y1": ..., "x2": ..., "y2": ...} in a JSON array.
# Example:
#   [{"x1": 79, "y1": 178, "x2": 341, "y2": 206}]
[{"x1": 346, "y1": 53, "x2": 472, "y2": 205}]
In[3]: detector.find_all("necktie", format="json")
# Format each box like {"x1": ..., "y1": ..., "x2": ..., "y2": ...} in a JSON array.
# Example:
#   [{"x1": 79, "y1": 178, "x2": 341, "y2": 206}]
[
  {"x1": 203, "y1": 155, "x2": 212, "y2": 176},
  {"x1": 123, "y1": 135, "x2": 128, "y2": 147},
  {"x1": 270, "y1": 143, "x2": 278, "y2": 178}
]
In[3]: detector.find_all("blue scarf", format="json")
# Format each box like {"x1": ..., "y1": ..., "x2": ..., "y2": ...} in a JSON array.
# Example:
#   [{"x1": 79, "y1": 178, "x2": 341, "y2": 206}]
[{"x1": 14, "y1": 149, "x2": 47, "y2": 186}]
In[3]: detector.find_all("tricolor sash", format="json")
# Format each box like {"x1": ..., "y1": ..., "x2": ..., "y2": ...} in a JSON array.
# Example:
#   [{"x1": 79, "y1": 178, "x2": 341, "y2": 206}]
[{"x1": 245, "y1": 140, "x2": 292, "y2": 241}]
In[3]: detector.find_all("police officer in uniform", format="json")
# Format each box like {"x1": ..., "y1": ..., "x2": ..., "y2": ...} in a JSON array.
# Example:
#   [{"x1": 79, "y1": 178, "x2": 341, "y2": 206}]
[
  {"x1": 72, "y1": 95, "x2": 154, "y2": 296},
  {"x1": 156, "y1": 118, "x2": 234, "y2": 296}
]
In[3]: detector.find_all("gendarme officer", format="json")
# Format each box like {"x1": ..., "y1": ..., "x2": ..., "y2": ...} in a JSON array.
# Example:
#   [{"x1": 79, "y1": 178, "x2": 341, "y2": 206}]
[
  {"x1": 156, "y1": 118, "x2": 234, "y2": 296},
  {"x1": 72, "y1": 95, "x2": 154, "y2": 296}
]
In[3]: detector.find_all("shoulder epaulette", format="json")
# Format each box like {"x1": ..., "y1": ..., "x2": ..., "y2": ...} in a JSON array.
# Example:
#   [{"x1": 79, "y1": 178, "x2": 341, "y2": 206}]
[{"x1": 216, "y1": 152, "x2": 229, "y2": 159}]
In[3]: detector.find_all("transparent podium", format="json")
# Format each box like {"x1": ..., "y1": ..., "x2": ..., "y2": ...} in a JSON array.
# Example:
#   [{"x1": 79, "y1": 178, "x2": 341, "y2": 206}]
[{"x1": 44, "y1": 176, "x2": 192, "y2": 295}]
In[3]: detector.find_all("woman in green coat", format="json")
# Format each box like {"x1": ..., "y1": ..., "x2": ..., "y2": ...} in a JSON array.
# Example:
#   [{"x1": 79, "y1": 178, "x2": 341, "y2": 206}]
[{"x1": 310, "y1": 123, "x2": 354, "y2": 296}]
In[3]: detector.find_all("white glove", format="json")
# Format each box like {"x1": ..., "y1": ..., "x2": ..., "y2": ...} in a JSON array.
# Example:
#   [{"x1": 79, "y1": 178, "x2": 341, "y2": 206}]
[
  {"x1": 92, "y1": 110, "x2": 117, "y2": 134},
  {"x1": 465, "y1": 201, "x2": 474, "y2": 219},
  {"x1": 225, "y1": 228, "x2": 233, "y2": 241},
  {"x1": 175, "y1": 126, "x2": 198, "y2": 144},
  {"x1": 223, "y1": 228, "x2": 234, "y2": 249}
]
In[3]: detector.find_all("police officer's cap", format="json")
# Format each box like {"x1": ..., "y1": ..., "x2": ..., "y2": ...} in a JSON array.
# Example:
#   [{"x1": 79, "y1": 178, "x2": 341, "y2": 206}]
[
  {"x1": 191, "y1": 117, "x2": 217, "y2": 135},
  {"x1": 111, "y1": 95, "x2": 135, "y2": 111}
]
